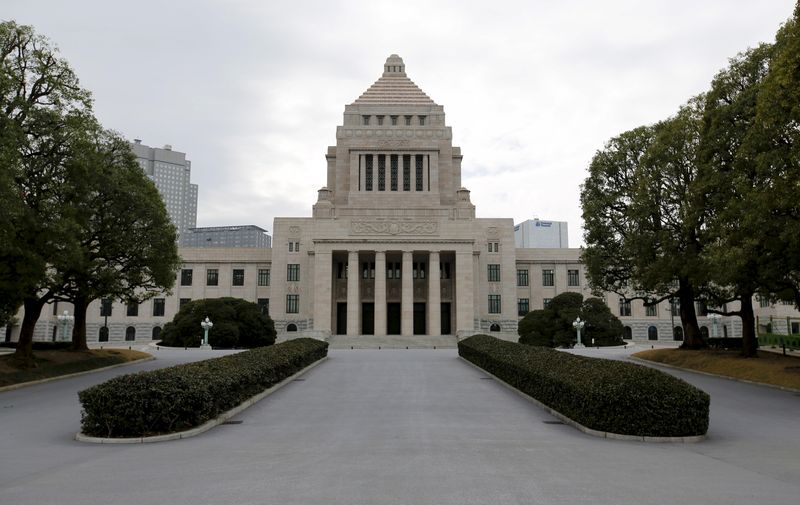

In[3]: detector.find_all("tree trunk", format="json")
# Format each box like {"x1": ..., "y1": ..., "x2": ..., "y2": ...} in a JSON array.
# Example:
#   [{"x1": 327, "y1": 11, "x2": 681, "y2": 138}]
[
  {"x1": 739, "y1": 294, "x2": 757, "y2": 358},
  {"x1": 71, "y1": 295, "x2": 89, "y2": 351},
  {"x1": 13, "y1": 297, "x2": 45, "y2": 363},
  {"x1": 678, "y1": 279, "x2": 706, "y2": 349}
]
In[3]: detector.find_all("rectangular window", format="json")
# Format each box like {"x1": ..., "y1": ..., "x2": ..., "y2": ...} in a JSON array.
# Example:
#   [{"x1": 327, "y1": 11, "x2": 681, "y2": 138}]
[
  {"x1": 404, "y1": 115, "x2": 412, "y2": 126},
  {"x1": 365, "y1": 154, "x2": 373, "y2": 191},
  {"x1": 390, "y1": 154, "x2": 398, "y2": 191},
  {"x1": 127, "y1": 303, "x2": 138, "y2": 317},
  {"x1": 488, "y1": 264, "x2": 501, "y2": 282},
  {"x1": 518, "y1": 298, "x2": 529, "y2": 316},
  {"x1": 232, "y1": 269, "x2": 245, "y2": 286},
  {"x1": 542, "y1": 269, "x2": 554, "y2": 287},
  {"x1": 517, "y1": 269, "x2": 529, "y2": 287},
  {"x1": 394, "y1": 262, "x2": 401, "y2": 279},
  {"x1": 257, "y1": 298, "x2": 269, "y2": 315},
  {"x1": 258, "y1": 268, "x2": 270, "y2": 286},
  {"x1": 792, "y1": 322, "x2": 799, "y2": 334},
  {"x1": 543, "y1": 298, "x2": 552, "y2": 309},
  {"x1": 180, "y1": 268, "x2": 193, "y2": 286},
  {"x1": 286, "y1": 294, "x2": 299, "y2": 314},
  {"x1": 696, "y1": 301, "x2": 708, "y2": 316},
  {"x1": 670, "y1": 299, "x2": 680, "y2": 313},
  {"x1": 289, "y1": 242, "x2": 294, "y2": 252},
  {"x1": 418, "y1": 115, "x2": 426, "y2": 126},
  {"x1": 338, "y1": 262, "x2": 346, "y2": 279},
  {"x1": 376, "y1": 115, "x2": 384, "y2": 125},
  {"x1": 440, "y1": 262, "x2": 451, "y2": 279},
  {"x1": 619, "y1": 298, "x2": 631, "y2": 317},
  {"x1": 489, "y1": 295, "x2": 501, "y2": 314},
  {"x1": 646, "y1": 304, "x2": 658, "y2": 317},
  {"x1": 362, "y1": 115, "x2": 370, "y2": 125},
  {"x1": 179, "y1": 298, "x2": 191, "y2": 309},
  {"x1": 758, "y1": 295, "x2": 769, "y2": 308},
  {"x1": 287, "y1": 264, "x2": 300, "y2": 282},
  {"x1": 413, "y1": 262, "x2": 418, "y2": 279},
  {"x1": 206, "y1": 268, "x2": 218, "y2": 286},
  {"x1": 390, "y1": 115, "x2": 398, "y2": 126},
  {"x1": 415, "y1": 154, "x2": 424, "y2": 191},
  {"x1": 100, "y1": 298, "x2": 113, "y2": 317},
  {"x1": 153, "y1": 298, "x2": 165, "y2": 317},
  {"x1": 294, "y1": 242, "x2": 300, "y2": 252},
  {"x1": 378, "y1": 154, "x2": 386, "y2": 191},
  {"x1": 402, "y1": 155, "x2": 411, "y2": 191},
  {"x1": 567, "y1": 269, "x2": 580, "y2": 287}
]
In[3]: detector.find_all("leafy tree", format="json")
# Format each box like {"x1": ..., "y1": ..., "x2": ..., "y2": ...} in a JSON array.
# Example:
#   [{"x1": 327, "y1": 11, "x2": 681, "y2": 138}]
[
  {"x1": 0, "y1": 21, "x2": 94, "y2": 362},
  {"x1": 581, "y1": 108, "x2": 709, "y2": 349},
  {"x1": 518, "y1": 292, "x2": 624, "y2": 347},
  {"x1": 699, "y1": 44, "x2": 774, "y2": 357},
  {"x1": 55, "y1": 127, "x2": 180, "y2": 350},
  {"x1": 159, "y1": 298, "x2": 276, "y2": 349}
]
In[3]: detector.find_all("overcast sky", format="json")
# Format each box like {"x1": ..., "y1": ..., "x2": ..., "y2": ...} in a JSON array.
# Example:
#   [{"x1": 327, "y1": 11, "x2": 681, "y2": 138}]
[{"x1": 5, "y1": 1, "x2": 796, "y2": 246}]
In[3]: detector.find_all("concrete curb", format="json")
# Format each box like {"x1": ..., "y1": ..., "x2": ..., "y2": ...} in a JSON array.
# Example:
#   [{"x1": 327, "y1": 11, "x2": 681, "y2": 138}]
[
  {"x1": 0, "y1": 356, "x2": 155, "y2": 393},
  {"x1": 629, "y1": 356, "x2": 800, "y2": 394},
  {"x1": 75, "y1": 356, "x2": 328, "y2": 444},
  {"x1": 459, "y1": 357, "x2": 706, "y2": 443}
]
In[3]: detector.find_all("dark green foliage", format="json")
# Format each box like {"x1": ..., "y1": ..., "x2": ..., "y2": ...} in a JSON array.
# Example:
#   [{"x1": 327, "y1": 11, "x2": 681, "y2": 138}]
[
  {"x1": 159, "y1": 297, "x2": 276, "y2": 348},
  {"x1": 518, "y1": 292, "x2": 624, "y2": 347},
  {"x1": 757, "y1": 334, "x2": 800, "y2": 350},
  {"x1": 460, "y1": 335, "x2": 709, "y2": 437},
  {"x1": 78, "y1": 338, "x2": 328, "y2": 437}
]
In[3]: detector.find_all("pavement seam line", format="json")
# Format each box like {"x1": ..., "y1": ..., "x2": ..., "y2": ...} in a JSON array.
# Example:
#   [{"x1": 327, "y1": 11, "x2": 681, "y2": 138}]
[
  {"x1": 75, "y1": 355, "x2": 328, "y2": 444},
  {"x1": 459, "y1": 356, "x2": 706, "y2": 443}
]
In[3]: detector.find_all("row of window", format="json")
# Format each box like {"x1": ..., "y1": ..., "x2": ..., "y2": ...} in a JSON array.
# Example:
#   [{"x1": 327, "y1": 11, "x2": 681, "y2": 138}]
[
  {"x1": 360, "y1": 154, "x2": 426, "y2": 192},
  {"x1": 96, "y1": 297, "x2": 271, "y2": 319},
  {"x1": 180, "y1": 268, "x2": 271, "y2": 287},
  {"x1": 335, "y1": 261, "x2": 453, "y2": 280},
  {"x1": 511, "y1": 268, "x2": 580, "y2": 287},
  {"x1": 362, "y1": 115, "x2": 426, "y2": 126}
]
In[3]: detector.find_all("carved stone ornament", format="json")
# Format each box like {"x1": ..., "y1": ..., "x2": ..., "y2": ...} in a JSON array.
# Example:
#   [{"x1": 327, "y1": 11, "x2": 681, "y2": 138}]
[
  {"x1": 487, "y1": 227, "x2": 499, "y2": 239},
  {"x1": 289, "y1": 226, "x2": 301, "y2": 236},
  {"x1": 351, "y1": 220, "x2": 438, "y2": 236},
  {"x1": 287, "y1": 284, "x2": 300, "y2": 294}
]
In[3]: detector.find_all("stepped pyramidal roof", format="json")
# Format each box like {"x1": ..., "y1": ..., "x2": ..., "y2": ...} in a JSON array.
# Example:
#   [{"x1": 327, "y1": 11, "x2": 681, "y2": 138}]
[{"x1": 351, "y1": 54, "x2": 437, "y2": 106}]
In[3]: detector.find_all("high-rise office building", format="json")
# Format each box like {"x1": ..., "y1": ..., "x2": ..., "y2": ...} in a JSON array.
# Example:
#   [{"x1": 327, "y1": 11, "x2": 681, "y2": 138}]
[
  {"x1": 514, "y1": 219, "x2": 569, "y2": 248},
  {"x1": 130, "y1": 140, "x2": 198, "y2": 238}
]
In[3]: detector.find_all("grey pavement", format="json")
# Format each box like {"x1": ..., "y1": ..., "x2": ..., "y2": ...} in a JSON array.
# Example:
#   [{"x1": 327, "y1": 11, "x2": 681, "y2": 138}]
[{"x1": 1, "y1": 346, "x2": 799, "y2": 505}]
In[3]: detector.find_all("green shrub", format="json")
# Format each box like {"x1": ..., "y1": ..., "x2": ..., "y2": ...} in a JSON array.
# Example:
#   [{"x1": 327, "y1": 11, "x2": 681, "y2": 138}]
[
  {"x1": 518, "y1": 293, "x2": 624, "y2": 347},
  {"x1": 78, "y1": 338, "x2": 327, "y2": 437},
  {"x1": 159, "y1": 297, "x2": 275, "y2": 349},
  {"x1": 758, "y1": 333, "x2": 800, "y2": 349},
  {"x1": 460, "y1": 334, "x2": 709, "y2": 437}
]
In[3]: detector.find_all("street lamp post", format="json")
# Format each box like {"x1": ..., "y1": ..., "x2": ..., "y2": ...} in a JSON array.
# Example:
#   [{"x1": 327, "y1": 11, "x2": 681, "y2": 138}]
[
  {"x1": 572, "y1": 317, "x2": 585, "y2": 348},
  {"x1": 200, "y1": 316, "x2": 213, "y2": 350},
  {"x1": 57, "y1": 310, "x2": 74, "y2": 343}
]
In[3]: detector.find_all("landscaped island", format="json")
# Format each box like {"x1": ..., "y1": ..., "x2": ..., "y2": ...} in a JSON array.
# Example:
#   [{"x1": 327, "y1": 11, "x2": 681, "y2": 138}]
[
  {"x1": 459, "y1": 335, "x2": 709, "y2": 439},
  {"x1": 78, "y1": 338, "x2": 328, "y2": 438}
]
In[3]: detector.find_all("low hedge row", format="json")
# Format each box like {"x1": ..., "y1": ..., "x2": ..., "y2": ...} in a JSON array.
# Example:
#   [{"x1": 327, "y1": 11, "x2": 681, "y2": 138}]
[
  {"x1": 758, "y1": 333, "x2": 800, "y2": 350},
  {"x1": 459, "y1": 334, "x2": 709, "y2": 437},
  {"x1": 78, "y1": 338, "x2": 328, "y2": 438}
]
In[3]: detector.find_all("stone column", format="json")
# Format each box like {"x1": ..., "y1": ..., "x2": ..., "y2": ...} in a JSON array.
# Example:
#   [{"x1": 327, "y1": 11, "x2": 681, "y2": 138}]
[
  {"x1": 313, "y1": 250, "x2": 333, "y2": 336},
  {"x1": 455, "y1": 250, "x2": 474, "y2": 336},
  {"x1": 428, "y1": 251, "x2": 441, "y2": 336},
  {"x1": 347, "y1": 250, "x2": 360, "y2": 335},
  {"x1": 401, "y1": 250, "x2": 413, "y2": 335},
  {"x1": 374, "y1": 250, "x2": 387, "y2": 336}
]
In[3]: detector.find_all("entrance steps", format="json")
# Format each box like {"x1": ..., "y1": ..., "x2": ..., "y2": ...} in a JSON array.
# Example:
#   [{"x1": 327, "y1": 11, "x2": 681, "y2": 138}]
[{"x1": 327, "y1": 334, "x2": 458, "y2": 349}]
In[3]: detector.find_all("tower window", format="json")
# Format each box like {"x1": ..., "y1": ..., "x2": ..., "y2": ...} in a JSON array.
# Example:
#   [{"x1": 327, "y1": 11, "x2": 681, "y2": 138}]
[
  {"x1": 365, "y1": 154, "x2": 373, "y2": 191},
  {"x1": 376, "y1": 115, "x2": 384, "y2": 125},
  {"x1": 362, "y1": 115, "x2": 370, "y2": 126},
  {"x1": 403, "y1": 155, "x2": 411, "y2": 191},
  {"x1": 390, "y1": 155, "x2": 398, "y2": 191},
  {"x1": 378, "y1": 154, "x2": 386, "y2": 191},
  {"x1": 404, "y1": 115, "x2": 412, "y2": 126},
  {"x1": 415, "y1": 155, "x2": 424, "y2": 191},
  {"x1": 390, "y1": 115, "x2": 398, "y2": 125},
  {"x1": 419, "y1": 115, "x2": 426, "y2": 126}
]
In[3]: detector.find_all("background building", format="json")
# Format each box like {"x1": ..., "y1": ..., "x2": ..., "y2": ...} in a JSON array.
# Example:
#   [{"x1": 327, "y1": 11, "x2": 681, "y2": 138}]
[
  {"x1": 515, "y1": 219, "x2": 569, "y2": 248},
  {"x1": 180, "y1": 225, "x2": 272, "y2": 248},
  {"x1": 130, "y1": 140, "x2": 198, "y2": 239}
]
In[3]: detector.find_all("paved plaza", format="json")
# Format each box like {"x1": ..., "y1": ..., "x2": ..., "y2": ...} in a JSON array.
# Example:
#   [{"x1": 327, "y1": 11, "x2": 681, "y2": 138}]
[{"x1": 1, "y1": 345, "x2": 798, "y2": 505}]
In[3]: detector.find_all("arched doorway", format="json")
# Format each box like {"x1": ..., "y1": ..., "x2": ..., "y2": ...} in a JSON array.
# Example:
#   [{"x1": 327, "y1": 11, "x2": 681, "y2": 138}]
[
  {"x1": 648, "y1": 326, "x2": 658, "y2": 340},
  {"x1": 489, "y1": 323, "x2": 501, "y2": 332},
  {"x1": 286, "y1": 323, "x2": 298, "y2": 332},
  {"x1": 152, "y1": 326, "x2": 161, "y2": 340},
  {"x1": 125, "y1": 326, "x2": 136, "y2": 341},
  {"x1": 673, "y1": 326, "x2": 683, "y2": 341},
  {"x1": 623, "y1": 326, "x2": 632, "y2": 340}
]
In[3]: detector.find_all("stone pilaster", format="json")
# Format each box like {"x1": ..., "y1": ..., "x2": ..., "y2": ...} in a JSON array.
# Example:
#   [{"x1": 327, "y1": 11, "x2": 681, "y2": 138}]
[
  {"x1": 401, "y1": 250, "x2": 413, "y2": 335},
  {"x1": 347, "y1": 250, "x2": 360, "y2": 335},
  {"x1": 313, "y1": 250, "x2": 332, "y2": 336},
  {"x1": 374, "y1": 250, "x2": 387, "y2": 336},
  {"x1": 428, "y1": 250, "x2": 441, "y2": 336},
  {"x1": 455, "y1": 250, "x2": 474, "y2": 335}
]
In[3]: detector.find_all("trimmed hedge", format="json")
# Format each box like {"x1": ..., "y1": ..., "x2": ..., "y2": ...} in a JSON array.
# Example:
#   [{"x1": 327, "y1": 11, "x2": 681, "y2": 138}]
[
  {"x1": 78, "y1": 338, "x2": 328, "y2": 437},
  {"x1": 758, "y1": 333, "x2": 800, "y2": 350},
  {"x1": 459, "y1": 334, "x2": 709, "y2": 437}
]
